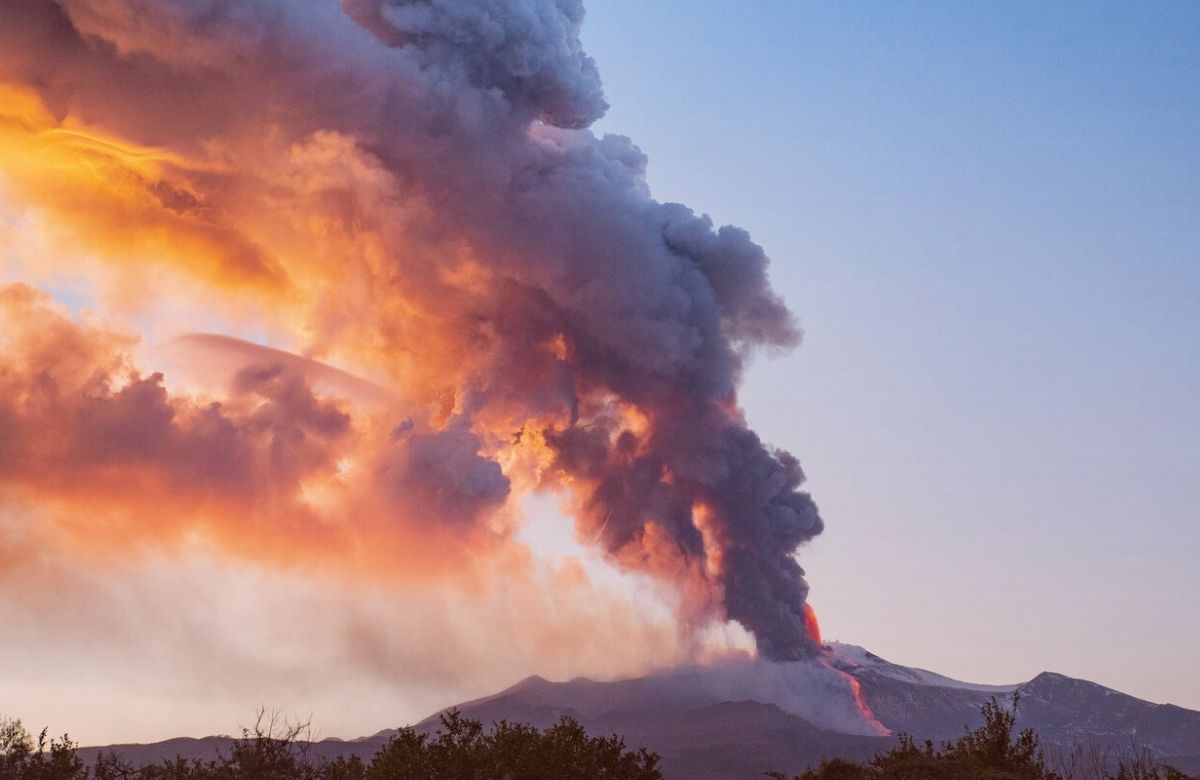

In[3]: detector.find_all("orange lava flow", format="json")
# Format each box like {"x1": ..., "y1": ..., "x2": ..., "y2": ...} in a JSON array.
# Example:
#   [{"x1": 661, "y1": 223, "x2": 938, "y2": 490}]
[
  {"x1": 809, "y1": 604, "x2": 891, "y2": 736},
  {"x1": 847, "y1": 675, "x2": 890, "y2": 735},
  {"x1": 804, "y1": 602, "x2": 823, "y2": 646}
]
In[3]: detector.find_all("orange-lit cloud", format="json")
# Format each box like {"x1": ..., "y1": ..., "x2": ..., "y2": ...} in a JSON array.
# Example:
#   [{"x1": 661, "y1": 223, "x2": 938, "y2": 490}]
[
  {"x1": 0, "y1": 283, "x2": 517, "y2": 581},
  {"x1": 0, "y1": 85, "x2": 285, "y2": 292}
]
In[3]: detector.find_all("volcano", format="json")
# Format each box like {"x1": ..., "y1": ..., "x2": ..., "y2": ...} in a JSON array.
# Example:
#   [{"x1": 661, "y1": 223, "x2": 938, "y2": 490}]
[{"x1": 79, "y1": 644, "x2": 1200, "y2": 779}]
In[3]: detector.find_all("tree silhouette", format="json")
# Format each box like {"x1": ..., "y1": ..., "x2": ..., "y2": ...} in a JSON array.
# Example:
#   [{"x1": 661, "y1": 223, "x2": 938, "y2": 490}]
[
  {"x1": 771, "y1": 695, "x2": 1197, "y2": 780},
  {"x1": 4, "y1": 710, "x2": 661, "y2": 780}
]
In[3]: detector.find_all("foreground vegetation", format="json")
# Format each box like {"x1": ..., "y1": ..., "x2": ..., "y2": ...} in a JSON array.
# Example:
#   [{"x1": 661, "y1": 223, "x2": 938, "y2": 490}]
[
  {"x1": 0, "y1": 711, "x2": 662, "y2": 780},
  {"x1": 3, "y1": 698, "x2": 1195, "y2": 779},
  {"x1": 771, "y1": 698, "x2": 1197, "y2": 780}
]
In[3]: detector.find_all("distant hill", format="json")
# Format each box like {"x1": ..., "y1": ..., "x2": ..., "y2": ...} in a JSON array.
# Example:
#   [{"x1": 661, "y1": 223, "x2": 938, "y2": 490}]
[{"x1": 78, "y1": 644, "x2": 1200, "y2": 779}]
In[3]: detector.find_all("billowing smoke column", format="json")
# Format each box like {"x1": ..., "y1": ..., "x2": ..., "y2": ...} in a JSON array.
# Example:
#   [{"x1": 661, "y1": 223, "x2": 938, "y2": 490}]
[{"x1": 0, "y1": 0, "x2": 824, "y2": 659}]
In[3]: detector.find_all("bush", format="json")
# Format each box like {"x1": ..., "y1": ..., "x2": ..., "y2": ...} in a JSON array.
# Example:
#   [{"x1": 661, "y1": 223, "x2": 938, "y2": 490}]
[
  {"x1": 357, "y1": 709, "x2": 661, "y2": 780},
  {"x1": 0, "y1": 718, "x2": 87, "y2": 780},
  {"x1": 772, "y1": 696, "x2": 1197, "y2": 780},
  {"x1": 2, "y1": 711, "x2": 661, "y2": 780}
]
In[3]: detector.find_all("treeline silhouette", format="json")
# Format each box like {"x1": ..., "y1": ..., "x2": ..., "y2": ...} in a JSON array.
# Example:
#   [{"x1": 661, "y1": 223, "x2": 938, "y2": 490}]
[
  {"x1": 4, "y1": 699, "x2": 1196, "y2": 780},
  {"x1": 770, "y1": 697, "x2": 1197, "y2": 780},
  {"x1": 0, "y1": 710, "x2": 661, "y2": 780}
]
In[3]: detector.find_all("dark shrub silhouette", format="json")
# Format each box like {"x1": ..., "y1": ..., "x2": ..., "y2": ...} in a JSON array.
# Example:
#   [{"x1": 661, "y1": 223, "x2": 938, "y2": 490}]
[
  {"x1": 3, "y1": 710, "x2": 661, "y2": 780},
  {"x1": 1, "y1": 718, "x2": 87, "y2": 780},
  {"x1": 769, "y1": 696, "x2": 1196, "y2": 780},
  {"x1": 6, "y1": 698, "x2": 1196, "y2": 780}
]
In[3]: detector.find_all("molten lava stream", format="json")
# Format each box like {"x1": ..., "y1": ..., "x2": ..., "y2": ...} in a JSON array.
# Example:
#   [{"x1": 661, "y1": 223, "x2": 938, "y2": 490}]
[
  {"x1": 845, "y1": 674, "x2": 890, "y2": 735},
  {"x1": 804, "y1": 602, "x2": 823, "y2": 646},
  {"x1": 808, "y1": 602, "x2": 892, "y2": 736}
]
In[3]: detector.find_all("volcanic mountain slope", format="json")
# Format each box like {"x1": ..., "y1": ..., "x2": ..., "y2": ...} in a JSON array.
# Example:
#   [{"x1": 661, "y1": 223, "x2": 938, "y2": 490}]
[
  {"x1": 831, "y1": 644, "x2": 1200, "y2": 775},
  {"x1": 395, "y1": 646, "x2": 1200, "y2": 778},
  {"x1": 1013, "y1": 672, "x2": 1200, "y2": 773},
  {"x1": 829, "y1": 642, "x2": 1022, "y2": 741},
  {"x1": 397, "y1": 670, "x2": 890, "y2": 780},
  {"x1": 78, "y1": 647, "x2": 1200, "y2": 779}
]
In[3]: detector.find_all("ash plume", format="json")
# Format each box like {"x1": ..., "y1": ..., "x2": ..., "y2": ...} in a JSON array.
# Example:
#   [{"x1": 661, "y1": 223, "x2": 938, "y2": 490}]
[{"x1": 0, "y1": 0, "x2": 825, "y2": 659}]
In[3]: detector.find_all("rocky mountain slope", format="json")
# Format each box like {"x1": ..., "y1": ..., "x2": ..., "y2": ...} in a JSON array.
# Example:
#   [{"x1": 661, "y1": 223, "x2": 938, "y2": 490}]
[{"x1": 78, "y1": 646, "x2": 1200, "y2": 778}]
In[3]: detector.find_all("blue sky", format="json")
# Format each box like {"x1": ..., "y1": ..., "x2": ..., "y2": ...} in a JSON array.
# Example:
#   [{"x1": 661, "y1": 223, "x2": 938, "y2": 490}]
[{"x1": 581, "y1": 2, "x2": 1200, "y2": 705}]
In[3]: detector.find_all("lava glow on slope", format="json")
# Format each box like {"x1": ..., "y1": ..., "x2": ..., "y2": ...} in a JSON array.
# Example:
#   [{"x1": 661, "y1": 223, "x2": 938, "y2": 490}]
[
  {"x1": 845, "y1": 674, "x2": 890, "y2": 735},
  {"x1": 804, "y1": 602, "x2": 823, "y2": 646},
  {"x1": 800, "y1": 603, "x2": 889, "y2": 734}
]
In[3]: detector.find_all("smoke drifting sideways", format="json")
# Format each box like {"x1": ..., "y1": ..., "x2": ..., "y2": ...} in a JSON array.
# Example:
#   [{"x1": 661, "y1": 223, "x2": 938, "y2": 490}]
[{"x1": 0, "y1": 0, "x2": 824, "y2": 660}]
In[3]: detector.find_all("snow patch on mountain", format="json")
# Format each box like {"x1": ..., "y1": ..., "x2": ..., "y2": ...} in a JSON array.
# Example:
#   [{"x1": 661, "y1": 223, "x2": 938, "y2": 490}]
[{"x1": 828, "y1": 642, "x2": 1020, "y2": 693}]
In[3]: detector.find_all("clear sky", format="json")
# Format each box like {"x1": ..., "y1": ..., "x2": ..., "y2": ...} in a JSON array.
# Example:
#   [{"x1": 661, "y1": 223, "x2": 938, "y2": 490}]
[{"x1": 582, "y1": 1, "x2": 1200, "y2": 705}]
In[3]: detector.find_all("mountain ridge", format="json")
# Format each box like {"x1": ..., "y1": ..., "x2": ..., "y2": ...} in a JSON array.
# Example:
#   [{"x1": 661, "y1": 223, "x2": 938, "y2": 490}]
[{"x1": 75, "y1": 646, "x2": 1200, "y2": 779}]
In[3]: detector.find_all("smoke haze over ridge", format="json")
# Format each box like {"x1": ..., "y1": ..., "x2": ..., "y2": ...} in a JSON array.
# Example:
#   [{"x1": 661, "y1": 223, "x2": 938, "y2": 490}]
[{"x1": 0, "y1": 0, "x2": 825, "y2": 716}]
